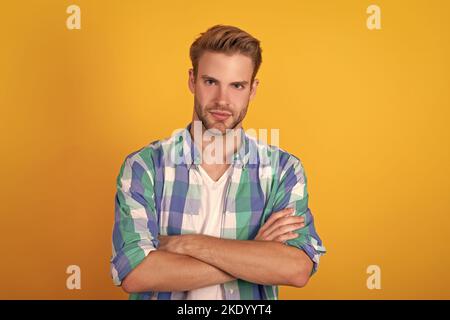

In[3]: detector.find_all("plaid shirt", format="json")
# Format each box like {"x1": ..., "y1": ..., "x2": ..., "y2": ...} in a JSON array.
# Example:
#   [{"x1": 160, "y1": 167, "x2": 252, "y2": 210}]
[{"x1": 111, "y1": 123, "x2": 326, "y2": 300}]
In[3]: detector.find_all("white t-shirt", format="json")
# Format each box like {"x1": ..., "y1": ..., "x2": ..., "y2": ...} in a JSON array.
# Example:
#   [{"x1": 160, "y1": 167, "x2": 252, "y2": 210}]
[{"x1": 185, "y1": 165, "x2": 232, "y2": 300}]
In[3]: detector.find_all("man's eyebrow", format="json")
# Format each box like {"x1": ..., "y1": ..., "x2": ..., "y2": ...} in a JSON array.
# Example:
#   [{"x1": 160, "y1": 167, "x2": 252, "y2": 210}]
[
  {"x1": 230, "y1": 80, "x2": 249, "y2": 86},
  {"x1": 201, "y1": 75, "x2": 219, "y2": 81},
  {"x1": 200, "y1": 75, "x2": 249, "y2": 85}
]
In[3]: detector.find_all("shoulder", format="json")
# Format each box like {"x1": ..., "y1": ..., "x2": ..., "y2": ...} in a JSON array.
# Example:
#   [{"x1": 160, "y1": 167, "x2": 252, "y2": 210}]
[
  {"x1": 246, "y1": 133, "x2": 306, "y2": 181},
  {"x1": 121, "y1": 130, "x2": 182, "y2": 171},
  {"x1": 116, "y1": 132, "x2": 181, "y2": 188}
]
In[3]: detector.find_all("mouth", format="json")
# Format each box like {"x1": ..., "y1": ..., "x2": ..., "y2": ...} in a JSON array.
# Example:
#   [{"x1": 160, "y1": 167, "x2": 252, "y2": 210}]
[{"x1": 209, "y1": 110, "x2": 232, "y2": 121}]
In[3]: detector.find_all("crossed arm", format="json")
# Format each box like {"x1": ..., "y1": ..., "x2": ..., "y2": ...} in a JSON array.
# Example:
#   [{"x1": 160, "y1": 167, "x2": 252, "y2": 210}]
[{"x1": 121, "y1": 208, "x2": 313, "y2": 293}]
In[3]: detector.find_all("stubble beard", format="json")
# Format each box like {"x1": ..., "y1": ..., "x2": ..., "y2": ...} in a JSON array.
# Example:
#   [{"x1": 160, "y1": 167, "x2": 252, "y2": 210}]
[{"x1": 194, "y1": 98, "x2": 249, "y2": 136}]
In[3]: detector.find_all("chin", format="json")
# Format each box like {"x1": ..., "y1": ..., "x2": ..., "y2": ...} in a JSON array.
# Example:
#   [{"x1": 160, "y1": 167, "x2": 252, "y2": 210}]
[
  {"x1": 211, "y1": 124, "x2": 228, "y2": 134},
  {"x1": 206, "y1": 122, "x2": 229, "y2": 134}
]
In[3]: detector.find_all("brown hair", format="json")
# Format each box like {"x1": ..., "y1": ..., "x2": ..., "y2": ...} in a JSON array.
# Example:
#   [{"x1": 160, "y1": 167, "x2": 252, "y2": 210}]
[{"x1": 190, "y1": 25, "x2": 262, "y2": 82}]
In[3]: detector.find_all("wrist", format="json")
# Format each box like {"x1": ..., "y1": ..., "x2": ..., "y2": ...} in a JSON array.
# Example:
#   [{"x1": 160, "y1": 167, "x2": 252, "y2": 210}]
[{"x1": 182, "y1": 234, "x2": 208, "y2": 257}]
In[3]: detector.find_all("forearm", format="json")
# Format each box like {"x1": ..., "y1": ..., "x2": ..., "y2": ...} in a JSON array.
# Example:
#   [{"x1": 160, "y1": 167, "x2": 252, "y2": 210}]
[
  {"x1": 122, "y1": 249, "x2": 236, "y2": 293},
  {"x1": 180, "y1": 235, "x2": 312, "y2": 287}
]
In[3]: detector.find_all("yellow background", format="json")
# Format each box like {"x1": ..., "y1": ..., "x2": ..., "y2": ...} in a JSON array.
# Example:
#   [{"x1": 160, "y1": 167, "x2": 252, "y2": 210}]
[{"x1": 0, "y1": 0, "x2": 449, "y2": 299}]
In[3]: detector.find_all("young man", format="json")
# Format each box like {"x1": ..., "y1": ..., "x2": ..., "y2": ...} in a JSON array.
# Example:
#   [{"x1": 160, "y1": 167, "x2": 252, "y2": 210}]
[{"x1": 111, "y1": 25, "x2": 326, "y2": 300}]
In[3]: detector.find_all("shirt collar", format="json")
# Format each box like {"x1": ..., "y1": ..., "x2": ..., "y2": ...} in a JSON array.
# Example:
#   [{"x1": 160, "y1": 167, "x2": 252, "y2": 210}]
[{"x1": 176, "y1": 122, "x2": 250, "y2": 170}]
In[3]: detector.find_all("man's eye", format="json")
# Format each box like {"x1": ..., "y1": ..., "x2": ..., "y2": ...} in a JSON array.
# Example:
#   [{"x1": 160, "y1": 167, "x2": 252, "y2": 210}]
[
  {"x1": 205, "y1": 80, "x2": 216, "y2": 86},
  {"x1": 233, "y1": 84, "x2": 244, "y2": 90}
]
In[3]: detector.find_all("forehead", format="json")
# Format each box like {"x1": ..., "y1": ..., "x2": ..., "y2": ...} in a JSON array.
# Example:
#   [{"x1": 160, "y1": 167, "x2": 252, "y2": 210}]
[{"x1": 197, "y1": 51, "x2": 253, "y2": 82}]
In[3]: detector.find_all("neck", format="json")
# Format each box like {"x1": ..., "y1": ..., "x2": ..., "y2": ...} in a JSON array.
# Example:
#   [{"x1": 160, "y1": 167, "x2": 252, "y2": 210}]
[{"x1": 189, "y1": 120, "x2": 242, "y2": 166}]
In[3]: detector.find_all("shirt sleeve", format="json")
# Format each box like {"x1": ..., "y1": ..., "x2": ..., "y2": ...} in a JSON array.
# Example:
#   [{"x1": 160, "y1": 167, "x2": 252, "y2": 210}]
[
  {"x1": 110, "y1": 152, "x2": 160, "y2": 286},
  {"x1": 271, "y1": 155, "x2": 326, "y2": 276}
]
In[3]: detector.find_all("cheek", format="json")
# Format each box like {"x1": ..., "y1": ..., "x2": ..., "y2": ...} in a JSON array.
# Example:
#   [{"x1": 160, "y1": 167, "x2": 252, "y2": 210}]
[
  {"x1": 230, "y1": 90, "x2": 250, "y2": 108},
  {"x1": 195, "y1": 84, "x2": 215, "y2": 105}
]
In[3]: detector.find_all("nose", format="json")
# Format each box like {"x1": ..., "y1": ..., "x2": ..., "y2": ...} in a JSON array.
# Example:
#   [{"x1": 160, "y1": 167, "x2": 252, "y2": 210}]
[{"x1": 214, "y1": 85, "x2": 229, "y2": 106}]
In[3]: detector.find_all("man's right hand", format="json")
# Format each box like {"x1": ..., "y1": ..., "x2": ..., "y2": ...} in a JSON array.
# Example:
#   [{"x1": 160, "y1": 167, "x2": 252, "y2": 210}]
[{"x1": 254, "y1": 208, "x2": 305, "y2": 243}]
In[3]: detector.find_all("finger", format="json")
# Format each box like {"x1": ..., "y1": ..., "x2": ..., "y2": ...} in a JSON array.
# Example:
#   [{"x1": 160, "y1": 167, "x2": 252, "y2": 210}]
[
  {"x1": 259, "y1": 208, "x2": 294, "y2": 233},
  {"x1": 259, "y1": 216, "x2": 304, "y2": 239},
  {"x1": 266, "y1": 222, "x2": 305, "y2": 240},
  {"x1": 264, "y1": 222, "x2": 304, "y2": 240},
  {"x1": 261, "y1": 222, "x2": 304, "y2": 241},
  {"x1": 263, "y1": 216, "x2": 304, "y2": 237},
  {"x1": 274, "y1": 232, "x2": 299, "y2": 243}
]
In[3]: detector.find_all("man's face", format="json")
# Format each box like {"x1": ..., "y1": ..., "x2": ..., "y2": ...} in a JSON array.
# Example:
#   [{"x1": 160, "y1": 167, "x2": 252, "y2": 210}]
[{"x1": 189, "y1": 51, "x2": 258, "y2": 134}]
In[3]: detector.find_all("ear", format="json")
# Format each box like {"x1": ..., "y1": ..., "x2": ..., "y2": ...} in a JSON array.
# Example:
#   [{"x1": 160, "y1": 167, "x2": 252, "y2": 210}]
[
  {"x1": 249, "y1": 78, "x2": 259, "y2": 101},
  {"x1": 188, "y1": 68, "x2": 195, "y2": 94}
]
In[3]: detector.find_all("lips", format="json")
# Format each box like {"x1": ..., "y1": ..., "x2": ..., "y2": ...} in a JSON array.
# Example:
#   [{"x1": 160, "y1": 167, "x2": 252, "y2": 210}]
[{"x1": 209, "y1": 110, "x2": 231, "y2": 121}]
